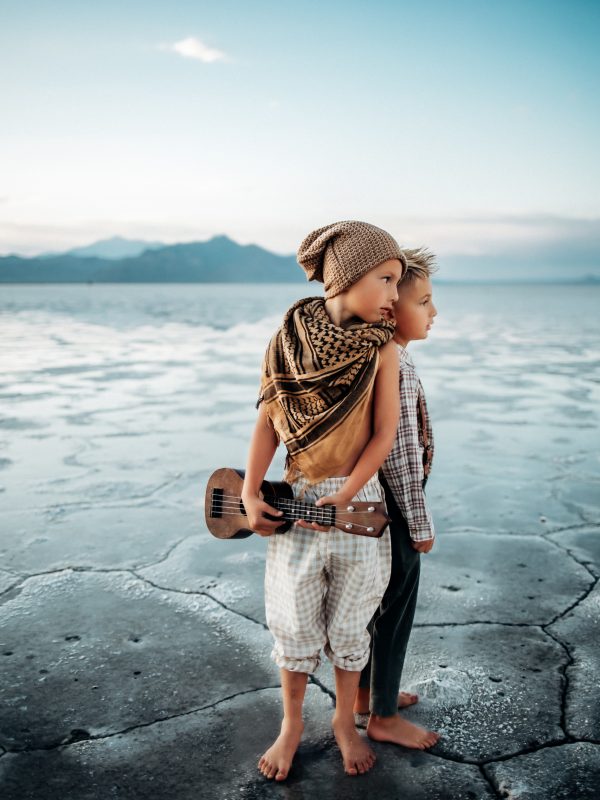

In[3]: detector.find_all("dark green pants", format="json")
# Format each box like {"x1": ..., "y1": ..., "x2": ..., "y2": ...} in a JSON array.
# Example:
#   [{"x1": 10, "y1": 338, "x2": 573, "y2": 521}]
[{"x1": 359, "y1": 477, "x2": 421, "y2": 716}]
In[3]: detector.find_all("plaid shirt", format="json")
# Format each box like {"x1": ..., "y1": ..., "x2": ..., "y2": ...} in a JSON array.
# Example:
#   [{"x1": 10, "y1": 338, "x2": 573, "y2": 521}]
[{"x1": 381, "y1": 345, "x2": 435, "y2": 542}]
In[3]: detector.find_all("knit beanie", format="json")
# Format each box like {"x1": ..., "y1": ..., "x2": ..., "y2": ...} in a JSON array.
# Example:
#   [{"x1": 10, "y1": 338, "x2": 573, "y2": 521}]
[{"x1": 296, "y1": 220, "x2": 406, "y2": 298}]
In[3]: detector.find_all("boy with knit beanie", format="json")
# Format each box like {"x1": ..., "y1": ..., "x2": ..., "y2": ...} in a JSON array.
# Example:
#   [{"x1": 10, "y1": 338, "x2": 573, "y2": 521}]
[{"x1": 242, "y1": 221, "x2": 405, "y2": 779}]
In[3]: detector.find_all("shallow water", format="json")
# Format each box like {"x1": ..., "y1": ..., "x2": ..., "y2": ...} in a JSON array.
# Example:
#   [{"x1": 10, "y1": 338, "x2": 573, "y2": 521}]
[{"x1": 0, "y1": 283, "x2": 599, "y2": 542}]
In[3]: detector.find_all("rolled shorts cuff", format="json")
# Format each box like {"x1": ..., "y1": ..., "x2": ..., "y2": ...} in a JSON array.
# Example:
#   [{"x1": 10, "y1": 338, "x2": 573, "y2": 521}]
[
  {"x1": 271, "y1": 646, "x2": 321, "y2": 674},
  {"x1": 324, "y1": 643, "x2": 370, "y2": 673}
]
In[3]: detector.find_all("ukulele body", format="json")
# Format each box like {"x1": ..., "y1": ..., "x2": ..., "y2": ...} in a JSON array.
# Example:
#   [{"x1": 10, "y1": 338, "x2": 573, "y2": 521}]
[{"x1": 205, "y1": 467, "x2": 294, "y2": 539}]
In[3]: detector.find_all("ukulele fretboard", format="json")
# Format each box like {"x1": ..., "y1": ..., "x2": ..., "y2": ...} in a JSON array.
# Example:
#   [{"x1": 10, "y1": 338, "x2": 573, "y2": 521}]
[{"x1": 209, "y1": 489, "x2": 336, "y2": 527}]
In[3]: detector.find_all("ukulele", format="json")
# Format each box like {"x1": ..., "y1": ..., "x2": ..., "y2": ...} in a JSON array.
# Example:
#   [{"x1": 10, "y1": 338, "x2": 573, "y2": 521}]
[{"x1": 205, "y1": 468, "x2": 390, "y2": 540}]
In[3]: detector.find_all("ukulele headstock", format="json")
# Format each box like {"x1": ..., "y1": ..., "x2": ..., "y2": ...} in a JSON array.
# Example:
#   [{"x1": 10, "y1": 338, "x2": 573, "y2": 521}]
[{"x1": 331, "y1": 501, "x2": 390, "y2": 538}]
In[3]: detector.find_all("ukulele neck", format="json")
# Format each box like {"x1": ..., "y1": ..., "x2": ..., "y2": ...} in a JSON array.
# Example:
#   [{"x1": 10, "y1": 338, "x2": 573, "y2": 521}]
[{"x1": 259, "y1": 494, "x2": 336, "y2": 526}]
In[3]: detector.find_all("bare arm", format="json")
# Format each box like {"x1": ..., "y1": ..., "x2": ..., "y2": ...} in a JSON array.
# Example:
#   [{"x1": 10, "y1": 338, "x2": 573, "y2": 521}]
[
  {"x1": 240, "y1": 403, "x2": 283, "y2": 536},
  {"x1": 316, "y1": 341, "x2": 400, "y2": 506}
]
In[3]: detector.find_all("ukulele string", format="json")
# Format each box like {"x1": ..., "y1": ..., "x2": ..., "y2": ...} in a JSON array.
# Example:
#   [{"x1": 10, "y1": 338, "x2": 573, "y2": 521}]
[
  {"x1": 212, "y1": 492, "x2": 378, "y2": 516},
  {"x1": 211, "y1": 494, "x2": 334, "y2": 520},
  {"x1": 212, "y1": 492, "x2": 331, "y2": 510},
  {"x1": 211, "y1": 501, "x2": 334, "y2": 524},
  {"x1": 210, "y1": 492, "x2": 381, "y2": 531},
  {"x1": 209, "y1": 503, "x2": 376, "y2": 531},
  {"x1": 212, "y1": 496, "x2": 331, "y2": 515}
]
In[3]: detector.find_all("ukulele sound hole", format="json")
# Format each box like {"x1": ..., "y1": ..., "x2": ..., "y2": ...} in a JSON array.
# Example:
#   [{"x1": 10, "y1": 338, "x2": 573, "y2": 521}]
[{"x1": 210, "y1": 488, "x2": 224, "y2": 518}]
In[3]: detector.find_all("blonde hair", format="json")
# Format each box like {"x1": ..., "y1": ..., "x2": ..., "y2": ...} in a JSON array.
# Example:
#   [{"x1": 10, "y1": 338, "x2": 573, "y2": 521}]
[{"x1": 399, "y1": 247, "x2": 438, "y2": 286}]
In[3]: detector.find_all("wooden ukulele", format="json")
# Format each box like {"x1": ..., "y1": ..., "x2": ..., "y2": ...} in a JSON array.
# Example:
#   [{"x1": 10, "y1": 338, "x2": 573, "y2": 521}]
[{"x1": 205, "y1": 468, "x2": 390, "y2": 540}]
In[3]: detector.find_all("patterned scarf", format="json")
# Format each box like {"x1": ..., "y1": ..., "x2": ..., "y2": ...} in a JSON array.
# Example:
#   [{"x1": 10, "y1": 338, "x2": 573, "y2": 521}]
[{"x1": 259, "y1": 296, "x2": 395, "y2": 484}]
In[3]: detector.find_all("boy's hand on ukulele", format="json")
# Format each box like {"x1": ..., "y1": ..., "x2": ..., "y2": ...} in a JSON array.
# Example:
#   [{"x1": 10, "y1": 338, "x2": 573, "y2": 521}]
[
  {"x1": 411, "y1": 537, "x2": 435, "y2": 553},
  {"x1": 296, "y1": 493, "x2": 343, "y2": 532},
  {"x1": 241, "y1": 493, "x2": 284, "y2": 537},
  {"x1": 295, "y1": 519, "x2": 332, "y2": 532},
  {"x1": 315, "y1": 492, "x2": 350, "y2": 508}
]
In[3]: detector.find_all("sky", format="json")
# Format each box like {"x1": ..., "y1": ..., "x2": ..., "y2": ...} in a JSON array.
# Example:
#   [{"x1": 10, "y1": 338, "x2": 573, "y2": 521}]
[{"x1": 1, "y1": 0, "x2": 599, "y2": 274}]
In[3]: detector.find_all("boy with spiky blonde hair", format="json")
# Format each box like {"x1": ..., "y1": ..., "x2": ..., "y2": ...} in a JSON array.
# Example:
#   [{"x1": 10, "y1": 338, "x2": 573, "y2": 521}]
[{"x1": 355, "y1": 247, "x2": 441, "y2": 750}]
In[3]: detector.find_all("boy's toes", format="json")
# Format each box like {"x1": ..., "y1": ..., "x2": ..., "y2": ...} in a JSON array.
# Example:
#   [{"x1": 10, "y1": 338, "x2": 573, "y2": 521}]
[
  {"x1": 398, "y1": 691, "x2": 419, "y2": 708},
  {"x1": 259, "y1": 759, "x2": 274, "y2": 778},
  {"x1": 275, "y1": 768, "x2": 288, "y2": 781}
]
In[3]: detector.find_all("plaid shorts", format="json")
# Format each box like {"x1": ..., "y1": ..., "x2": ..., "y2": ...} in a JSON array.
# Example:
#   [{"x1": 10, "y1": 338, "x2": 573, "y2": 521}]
[{"x1": 264, "y1": 473, "x2": 391, "y2": 673}]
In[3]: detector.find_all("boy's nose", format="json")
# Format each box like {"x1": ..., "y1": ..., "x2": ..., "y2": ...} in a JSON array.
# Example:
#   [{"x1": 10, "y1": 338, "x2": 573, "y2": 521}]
[{"x1": 431, "y1": 303, "x2": 438, "y2": 318}]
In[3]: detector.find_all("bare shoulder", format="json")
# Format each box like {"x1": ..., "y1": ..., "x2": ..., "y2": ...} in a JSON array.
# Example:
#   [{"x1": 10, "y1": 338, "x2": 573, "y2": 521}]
[{"x1": 377, "y1": 340, "x2": 398, "y2": 368}]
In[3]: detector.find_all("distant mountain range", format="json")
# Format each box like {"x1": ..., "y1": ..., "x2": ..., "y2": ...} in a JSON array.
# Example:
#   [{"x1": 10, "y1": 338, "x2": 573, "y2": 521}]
[
  {"x1": 1, "y1": 234, "x2": 598, "y2": 283},
  {"x1": 0, "y1": 236, "x2": 302, "y2": 283}
]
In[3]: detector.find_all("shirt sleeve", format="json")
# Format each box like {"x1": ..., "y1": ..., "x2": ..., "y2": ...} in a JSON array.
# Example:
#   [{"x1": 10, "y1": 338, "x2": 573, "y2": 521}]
[{"x1": 381, "y1": 367, "x2": 435, "y2": 542}]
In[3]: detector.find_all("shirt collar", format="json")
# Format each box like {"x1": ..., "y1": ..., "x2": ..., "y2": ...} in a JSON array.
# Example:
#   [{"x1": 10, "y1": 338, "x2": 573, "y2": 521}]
[{"x1": 396, "y1": 343, "x2": 415, "y2": 367}]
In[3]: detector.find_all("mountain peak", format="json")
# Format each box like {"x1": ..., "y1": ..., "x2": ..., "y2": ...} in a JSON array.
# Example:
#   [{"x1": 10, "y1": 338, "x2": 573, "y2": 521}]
[
  {"x1": 66, "y1": 237, "x2": 165, "y2": 260},
  {"x1": 207, "y1": 234, "x2": 234, "y2": 243}
]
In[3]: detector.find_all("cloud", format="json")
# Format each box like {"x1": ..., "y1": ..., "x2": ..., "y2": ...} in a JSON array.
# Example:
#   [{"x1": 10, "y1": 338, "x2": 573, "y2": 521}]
[
  {"x1": 431, "y1": 216, "x2": 600, "y2": 279},
  {"x1": 369, "y1": 214, "x2": 600, "y2": 280},
  {"x1": 160, "y1": 37, "x2": 228, "y2": 63},
  {"x1": 385, "y1": 214, "x2": 600, "y2": 257}
]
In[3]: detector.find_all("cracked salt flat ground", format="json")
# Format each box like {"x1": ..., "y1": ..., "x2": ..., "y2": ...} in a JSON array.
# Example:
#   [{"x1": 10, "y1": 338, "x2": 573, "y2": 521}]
[
  {"x1": 1, "y1": 284, "x2": 599, "y2": 799},
  {"x1": 0, "y1": 571, "x2": 279, "y2": 751}
]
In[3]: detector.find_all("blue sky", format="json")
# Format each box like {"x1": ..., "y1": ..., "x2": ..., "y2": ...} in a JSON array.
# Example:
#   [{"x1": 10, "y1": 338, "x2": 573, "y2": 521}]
[{"x1": 1, "y1": 0, "x2": 599, "y2": 272}]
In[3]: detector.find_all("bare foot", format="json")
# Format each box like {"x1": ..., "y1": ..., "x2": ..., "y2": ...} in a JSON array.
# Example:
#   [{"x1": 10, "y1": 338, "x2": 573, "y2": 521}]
[
  {"x1": 258, "y1": 719, "x2": 304, "y2": 781},
  {"x1": 397, "y1": 691, "x2": 419, "y2": 709},
  {"x1": 367, "y1": 713, "x2": 440, "y2": 750},
  {"x1": 353, "y1": 688, "x2": 419, "y2": 715},
  {"x1": 332, "y1": 716, "x2": 376, "y2": 775}
]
